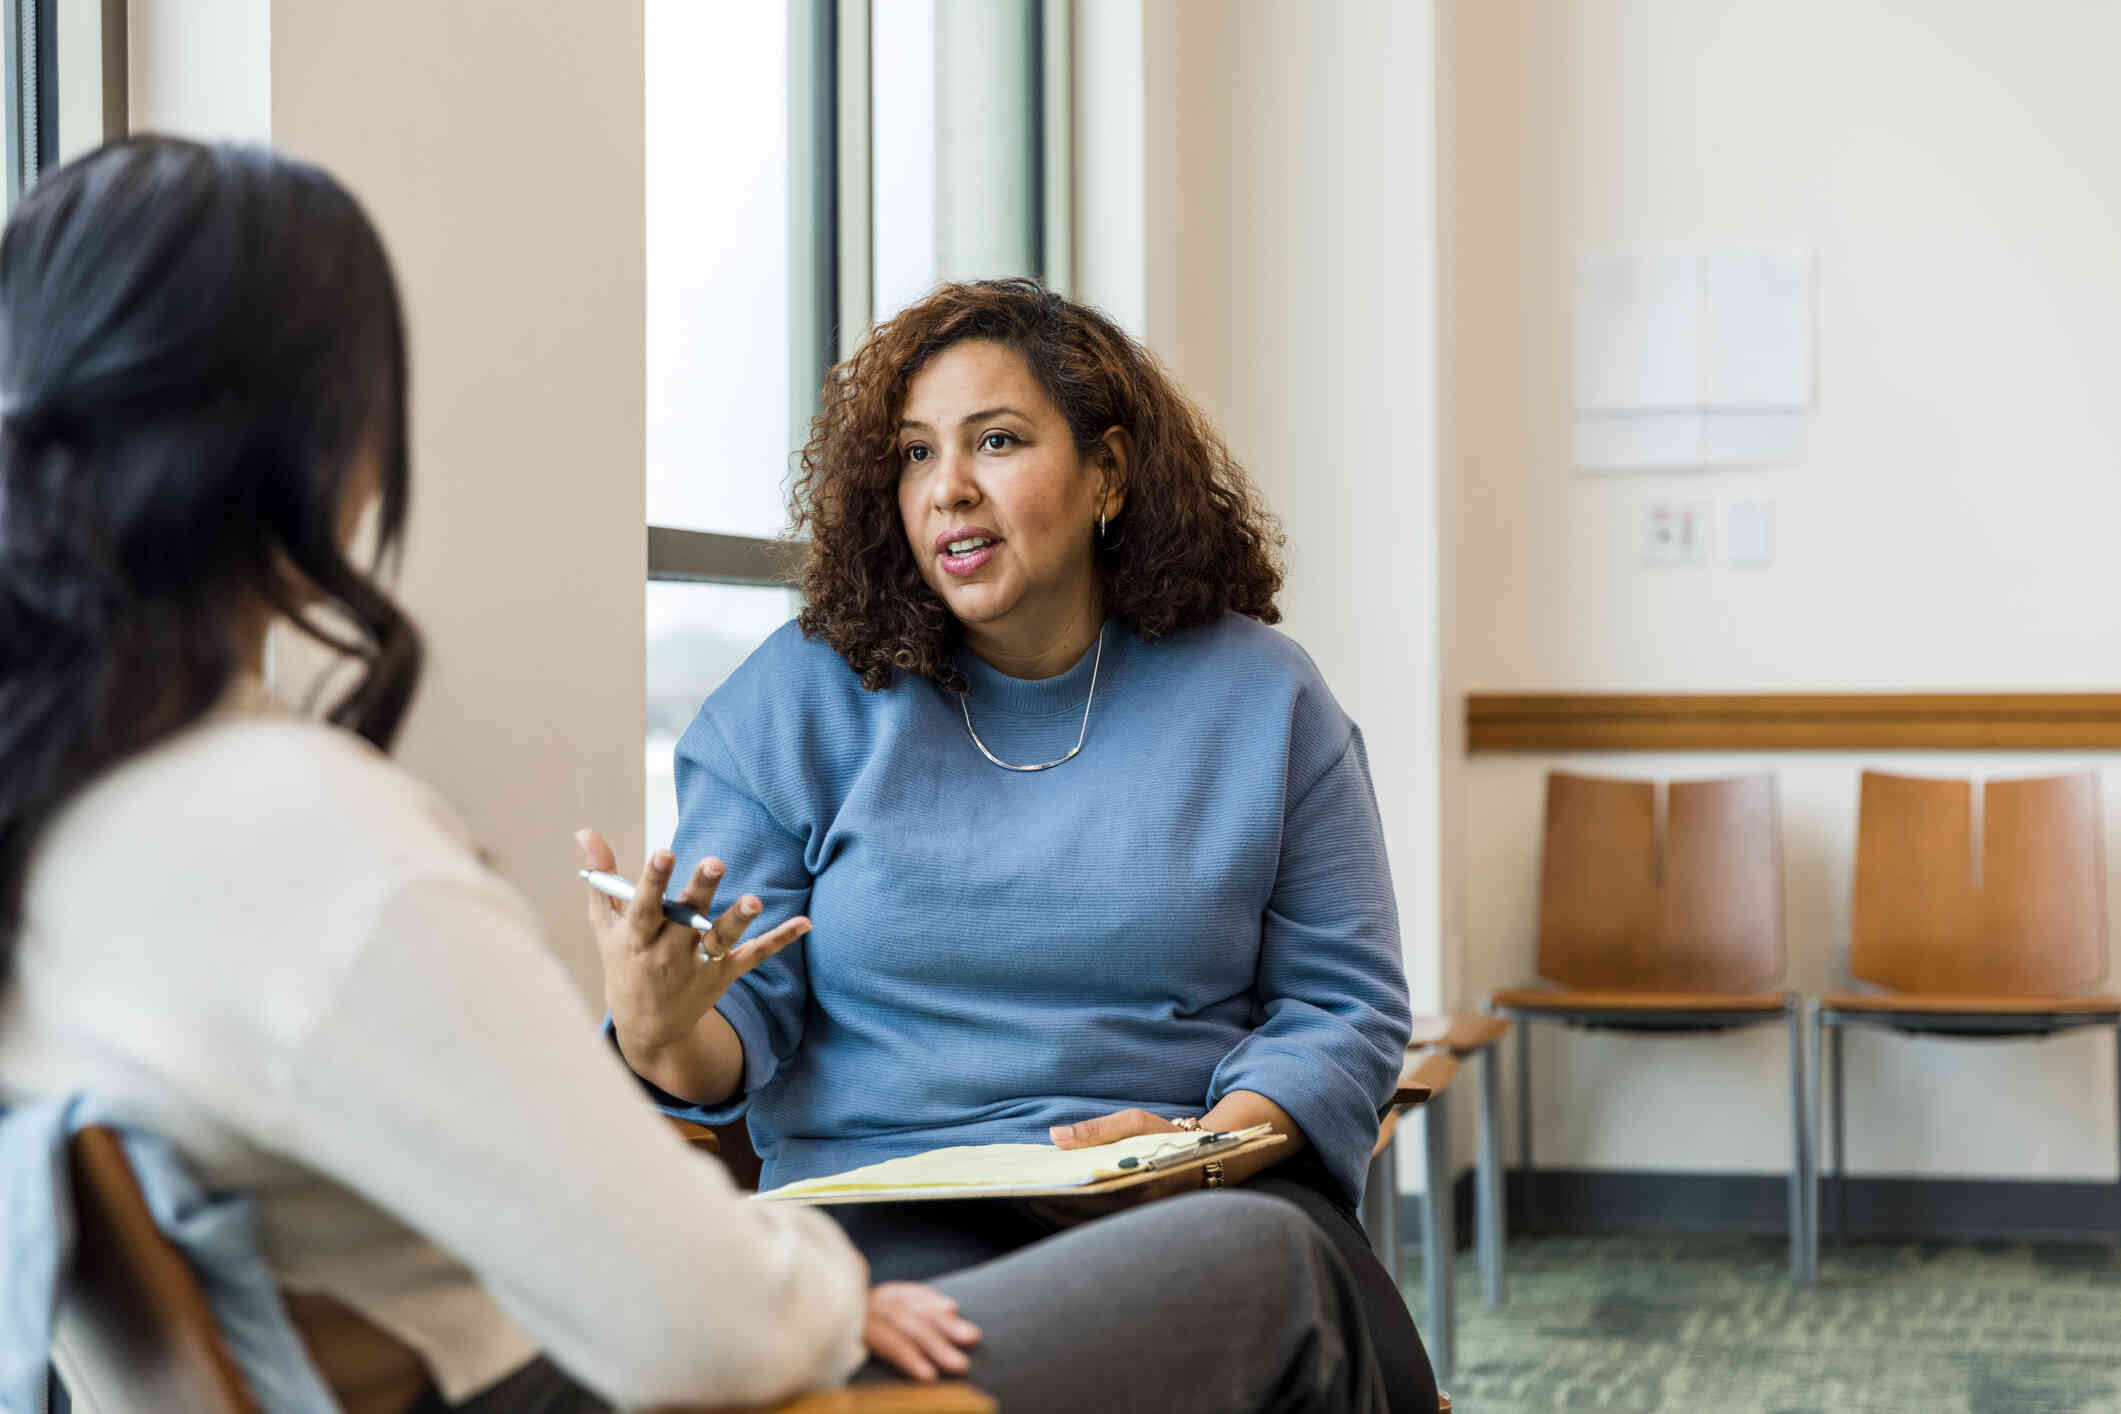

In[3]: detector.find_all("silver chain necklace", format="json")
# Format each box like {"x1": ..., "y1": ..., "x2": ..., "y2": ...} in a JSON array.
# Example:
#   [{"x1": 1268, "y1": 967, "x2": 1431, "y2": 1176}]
[{"x1": 959, "y1": 626, "x2": 1104, "y2": 772}]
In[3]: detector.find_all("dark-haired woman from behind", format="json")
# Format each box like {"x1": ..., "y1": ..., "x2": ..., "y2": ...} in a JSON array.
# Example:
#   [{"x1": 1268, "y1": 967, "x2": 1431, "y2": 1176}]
[
  {"x1": 600, "y1": 279, "x2": 1437, "y2": 1412},
  {"x1": 0, "y1": 140, "x2": 1391, "y2": 1414}
]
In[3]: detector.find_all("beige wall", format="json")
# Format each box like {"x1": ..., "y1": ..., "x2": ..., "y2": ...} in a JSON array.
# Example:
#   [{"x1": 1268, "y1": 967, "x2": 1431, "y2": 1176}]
[
  {"x1": 1447, "y1": 0, "x2": 2121, "y2": 1178},
  {"x1": 132, "y1": 3, "x2": 647, "y2": 1001}
]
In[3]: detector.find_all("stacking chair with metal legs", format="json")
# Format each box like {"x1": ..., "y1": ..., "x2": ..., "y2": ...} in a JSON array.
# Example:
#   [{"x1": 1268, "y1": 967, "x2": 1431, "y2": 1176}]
[
  {"x1": 1489, "y1": 770, "x2": 1813, "y2": 1282},
  {"x1": 1813, "y1": 770, "x2": 2121, "y2": 1269}
]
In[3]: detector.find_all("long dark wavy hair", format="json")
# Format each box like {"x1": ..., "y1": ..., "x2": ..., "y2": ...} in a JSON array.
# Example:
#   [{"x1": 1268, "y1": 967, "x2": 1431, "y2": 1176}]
[
  {"x1": 0, "y1": 137, "x2": 421, "y2": 978},
  {"x1": 792, "y1": 278, "x2": 1285, "y2": 691}
]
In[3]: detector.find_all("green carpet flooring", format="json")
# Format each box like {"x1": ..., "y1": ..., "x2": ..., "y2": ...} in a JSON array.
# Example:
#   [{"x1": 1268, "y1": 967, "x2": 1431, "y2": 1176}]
[{"x1": 1407, "y1": 1234, "x2": 2121, "y2": 1413}]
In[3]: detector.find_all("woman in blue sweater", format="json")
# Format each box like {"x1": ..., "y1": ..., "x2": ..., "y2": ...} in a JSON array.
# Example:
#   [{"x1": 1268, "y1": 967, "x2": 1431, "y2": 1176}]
[{"x1": 596, "y1": 279, "x2": 1430, "y2": 1409}]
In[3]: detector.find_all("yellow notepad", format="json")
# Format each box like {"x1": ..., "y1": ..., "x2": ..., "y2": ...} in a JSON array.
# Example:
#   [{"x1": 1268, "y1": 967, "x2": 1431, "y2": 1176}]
[{"x1": 755, "y1": 1125, "x2": 1285, "y2": 1205}]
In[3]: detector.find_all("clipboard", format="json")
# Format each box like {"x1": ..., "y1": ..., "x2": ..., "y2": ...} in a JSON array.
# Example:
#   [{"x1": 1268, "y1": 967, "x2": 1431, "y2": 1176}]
[{"x1": 754, "y1": 1125, "x2": 1288, "y2": 1206}]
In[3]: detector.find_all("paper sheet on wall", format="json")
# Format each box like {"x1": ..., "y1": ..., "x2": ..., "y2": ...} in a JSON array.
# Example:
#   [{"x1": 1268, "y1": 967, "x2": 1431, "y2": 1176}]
[
  {"x1": 1573, "y1": 244, "x2": 1812, "y2": 472},
  {"x1": 1575, "y1": 412, "x2": 1708, "y2": 472},
  {"x1": 1701, "y1": 247, "x2": 1812, "y2": 411},
  {"x1": 1575, "y1": 250, "x2": 1702, "y2": 414}
]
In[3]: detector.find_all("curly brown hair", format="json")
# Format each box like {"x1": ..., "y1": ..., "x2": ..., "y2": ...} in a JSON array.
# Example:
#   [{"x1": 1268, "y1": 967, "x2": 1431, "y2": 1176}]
[{"x1": 790, "y1": 278, "x2": 1284, "y2": 691}]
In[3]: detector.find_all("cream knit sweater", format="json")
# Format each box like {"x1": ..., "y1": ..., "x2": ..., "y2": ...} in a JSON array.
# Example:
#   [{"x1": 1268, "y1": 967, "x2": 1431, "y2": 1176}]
[{"x1": 0, "y1": 684, "x2": 867, "y2": 1409}]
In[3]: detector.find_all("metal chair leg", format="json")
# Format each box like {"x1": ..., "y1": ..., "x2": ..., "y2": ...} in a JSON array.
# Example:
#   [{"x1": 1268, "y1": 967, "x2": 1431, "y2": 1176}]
[
  {"x1": 1362, "y1": 1133, "x2": 1403, "y2": 1291},
  {"x1": 1422, "y1": 1088, "x2": 1456, "y2": 1385},
  {"x1": 1831, "y1": 1020, "x2": 1847, "y2": 1243},
  {"x1": 1809, "y1": 1003, "x2": 1826, "y2": 1282},
  {"x1": 1515, "y1": 1018, "x2": 1534, "y2": 1233},
  {"x1": 1477, "y1": 1040, "x2": 1507, "y2": 1307},
  {"x1": 1786, "y1": 1001, "x2": 1811, "y2": 1283}
]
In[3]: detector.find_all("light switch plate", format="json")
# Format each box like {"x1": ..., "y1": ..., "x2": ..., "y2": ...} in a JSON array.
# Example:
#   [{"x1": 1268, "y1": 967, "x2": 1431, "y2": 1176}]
[
  {"x1": 1728, "y1": 498, "x2": 1774, "y2": 567},
  {"x1": 1641, "y1": 498, "x2": 1710, "y2": 567}
]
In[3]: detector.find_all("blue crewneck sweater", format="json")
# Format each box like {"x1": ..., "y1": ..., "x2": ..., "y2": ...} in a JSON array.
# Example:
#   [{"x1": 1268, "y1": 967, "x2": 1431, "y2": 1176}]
[{"x1": 662, "y1": 613, "x2": 1411, "y2": 1206}]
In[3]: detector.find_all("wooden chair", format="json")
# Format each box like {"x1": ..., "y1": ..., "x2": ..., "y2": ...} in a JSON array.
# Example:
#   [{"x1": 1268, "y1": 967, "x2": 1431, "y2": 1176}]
[
  {"x1": 1488, "y1": 771, "x2": 1811, "y2": 1281},
  {"x1": 1814, "y1": 770, "x2": 2121, "y2": 1269},
  {"x1": 55, "y1": 1126, "x2": 993, "y2": 1414}
]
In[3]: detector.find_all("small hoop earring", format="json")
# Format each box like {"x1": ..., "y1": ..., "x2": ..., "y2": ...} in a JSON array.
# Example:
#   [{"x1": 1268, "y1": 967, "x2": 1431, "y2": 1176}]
[{"x1": 1098, "y1": 511, "x2": 1106, "y2": 542}]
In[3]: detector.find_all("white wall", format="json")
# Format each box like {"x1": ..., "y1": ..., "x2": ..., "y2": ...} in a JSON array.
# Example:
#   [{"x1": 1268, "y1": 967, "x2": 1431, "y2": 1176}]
[
  {"x1": 1448, "y1": 0, "x2": 2121, "y2": 1179},
  {"x1": 1071, "y1": 0, "x2": 1146, "y2": 337},
  {"x1": 127, "y1": 0, "x2": 269, "y2": 143},
  {"x1": 1134, "y1": 0, "x2": 1444, "y2": 1017},
  {"x1": 1082, "y1": 0, "x2": 1445, "y2": 1192},
  {"x1": 133, "y1": 4, "x2": 647, "y2": 1003}
]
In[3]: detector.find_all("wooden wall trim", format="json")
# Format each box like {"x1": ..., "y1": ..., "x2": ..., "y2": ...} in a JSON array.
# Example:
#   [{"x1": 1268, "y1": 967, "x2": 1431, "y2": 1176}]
[{"x1": 1466, "y1": 693, "x2": 2121, "y2": 752}]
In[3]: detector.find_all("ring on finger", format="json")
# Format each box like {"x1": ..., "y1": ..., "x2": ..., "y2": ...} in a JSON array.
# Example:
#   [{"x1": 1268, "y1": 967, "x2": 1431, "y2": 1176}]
[{"x1": 695, "y1": 934, "x2": 729, "y2": 964}]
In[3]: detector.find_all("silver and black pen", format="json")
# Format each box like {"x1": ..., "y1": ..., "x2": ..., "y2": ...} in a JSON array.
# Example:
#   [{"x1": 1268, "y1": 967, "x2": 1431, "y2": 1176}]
[{"x1": 577, "y1": 868, "x2": 717, "y2": 932}]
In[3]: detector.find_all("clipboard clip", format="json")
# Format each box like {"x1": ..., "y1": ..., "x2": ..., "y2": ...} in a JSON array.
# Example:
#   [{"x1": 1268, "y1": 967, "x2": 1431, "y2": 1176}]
[{"x1": 1112, "y1": 1122, "x2": 1276, "y2": 1174}]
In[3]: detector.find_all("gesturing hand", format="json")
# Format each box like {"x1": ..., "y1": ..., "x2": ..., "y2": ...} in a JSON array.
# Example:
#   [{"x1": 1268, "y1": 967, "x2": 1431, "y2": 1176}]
[
  {"x1": 865, "y1": 1283, "x2": 982, "y2": 1381},
  {"x1": 576, "y1": 828, "x2": 810, "y2": 1053}
]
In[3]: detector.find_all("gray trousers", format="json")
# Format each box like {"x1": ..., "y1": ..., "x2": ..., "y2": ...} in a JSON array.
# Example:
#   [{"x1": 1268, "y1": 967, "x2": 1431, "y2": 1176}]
[
  {"x1": 435, "y1": 1193, "x2": 1388, "y2": 1414},
  {"x1": 857, "y1": 1192, "x2": 1390, "y2": 1414}
]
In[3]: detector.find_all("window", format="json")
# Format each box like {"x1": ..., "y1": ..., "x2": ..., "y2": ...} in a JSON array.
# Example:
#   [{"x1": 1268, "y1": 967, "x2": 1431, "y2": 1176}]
[
  {"x1": 4, "y1": 0, "x2": 125, "y2": 218},
  {"x1": 642, "y1": 0, "x2": 1072, "y2": 850},
  {"x1": 645, "y1": 0, "x2": 798, "y2": 539},
  {"x1": 644, "y1": 579, "x2": 801, "y2": 855},
  {"x1": 870, "y1": 0, "x2": 1049, "y2": 323}
]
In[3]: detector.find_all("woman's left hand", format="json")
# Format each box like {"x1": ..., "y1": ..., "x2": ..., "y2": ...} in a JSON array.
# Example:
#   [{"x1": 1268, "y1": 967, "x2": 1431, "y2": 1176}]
[
  {"x1": 1027, "y1": 1109, "x2": 1201, "y2": 1230},
  {"x1": 1047, "y1": 1107, "x2": 1179, "y2": 1151},
  {"x1": 1028, "y1": 1094, "x2": 1307, "y2": 1230}
]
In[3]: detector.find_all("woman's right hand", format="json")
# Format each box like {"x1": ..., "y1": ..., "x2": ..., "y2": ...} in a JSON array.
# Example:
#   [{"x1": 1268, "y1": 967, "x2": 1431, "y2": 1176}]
[
  {"x1": 576, "y1": 828, "x2": 811, "y2": 1054},
  {"x1": 865, "y1": 1283, "x2": 982, "y2": 1381}
]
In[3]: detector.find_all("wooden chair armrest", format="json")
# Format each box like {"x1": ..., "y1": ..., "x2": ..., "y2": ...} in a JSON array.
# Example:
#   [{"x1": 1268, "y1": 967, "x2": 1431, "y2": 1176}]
[
  {"x1": 1404, "y1": 1049, "x2": 1461, "y2": 1099},
  {"x1": 639, "y1": 1384, "x2": 995, "y2": 1414},
  {"x1": 1386, "y1": 1046, "x2": 1460, "y2": 1113},
  {"x1": 1440, "y1": 1011, "x2": 1511, "y2": 1054},
  {"x1": 665, "y1": 1116, "x2": 722, "y2": 1154},
  {"x1": 1376, "y1": 1049, "x2": 1465, "y2": 1155},
  {"x1": 1388, "y1": 1081, "x2": 1433, "y2": 1109}
]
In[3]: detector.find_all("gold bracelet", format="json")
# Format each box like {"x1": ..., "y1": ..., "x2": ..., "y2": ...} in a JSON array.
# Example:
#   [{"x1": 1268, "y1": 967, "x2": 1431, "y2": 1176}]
[
  {"x1": 1168, "y1": 1115, "x2": 1206, "y2": 1131},
  {"x1": 1201, "y1": 1159, "x2": 1226, "y2": 1188}
]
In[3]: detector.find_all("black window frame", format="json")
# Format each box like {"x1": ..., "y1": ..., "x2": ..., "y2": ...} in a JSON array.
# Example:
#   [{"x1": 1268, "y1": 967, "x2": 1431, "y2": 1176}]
[{"x1": 4, "y1": 0, "x2": 58, "y2": 210}]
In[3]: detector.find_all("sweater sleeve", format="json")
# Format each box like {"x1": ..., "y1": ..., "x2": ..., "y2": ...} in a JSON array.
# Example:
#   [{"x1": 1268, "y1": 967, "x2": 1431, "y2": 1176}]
[
  {"x1": 664, "y1": 711, "x2": 817, "y2": 1125},
  {"x1": 278, "y1": 875, "x2": 869, "y2": 1411},
  {"x1": 1206, "y1": 725, "x2": 1413, "y2": 1206}
]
